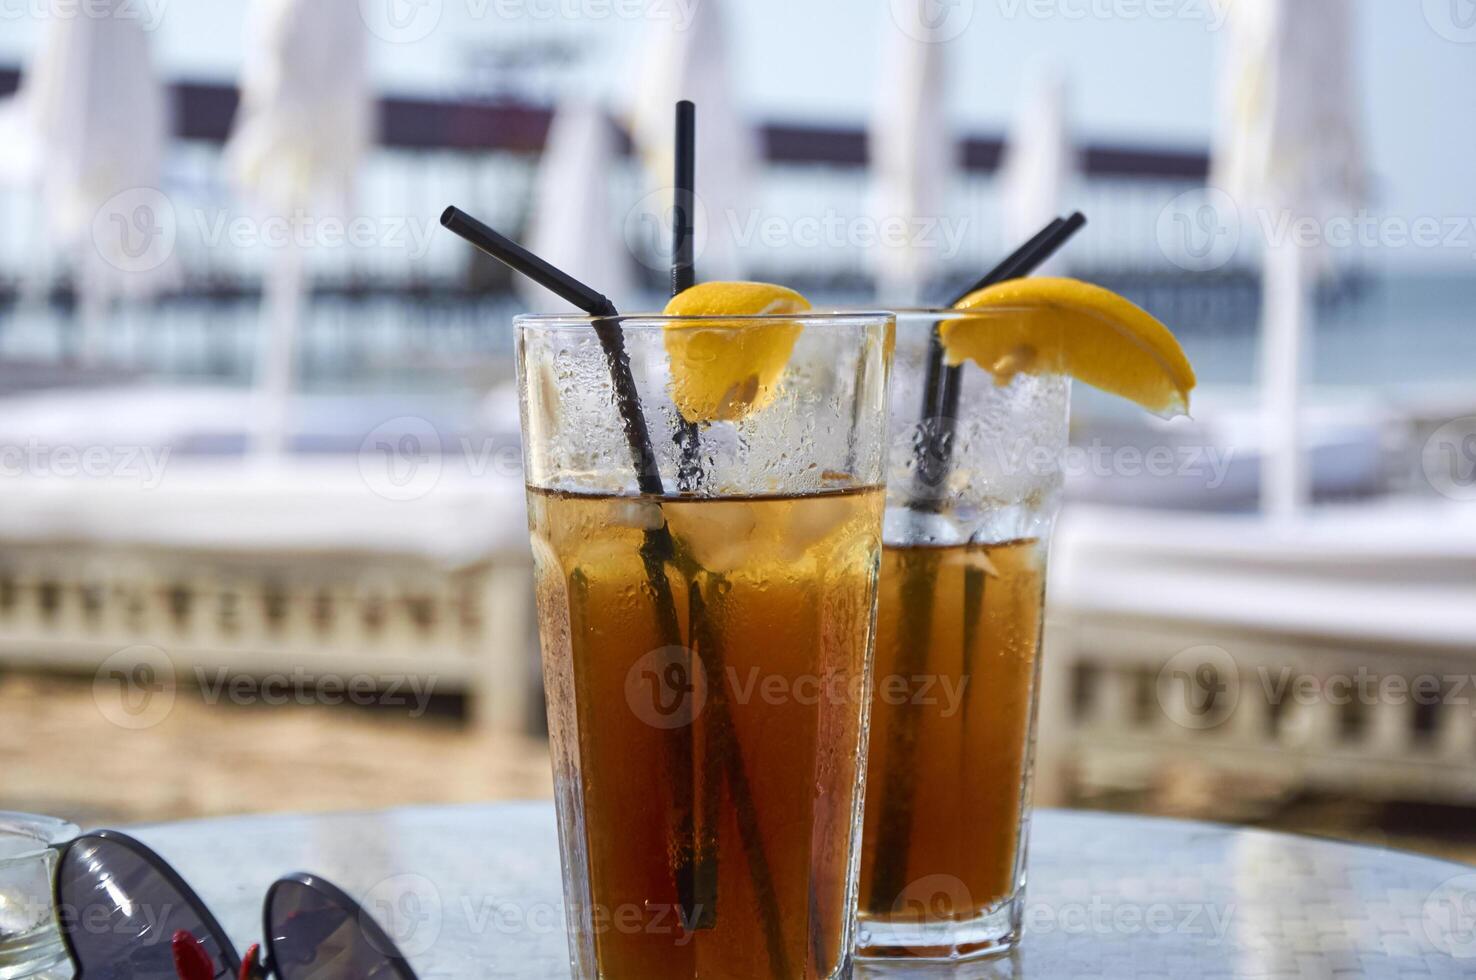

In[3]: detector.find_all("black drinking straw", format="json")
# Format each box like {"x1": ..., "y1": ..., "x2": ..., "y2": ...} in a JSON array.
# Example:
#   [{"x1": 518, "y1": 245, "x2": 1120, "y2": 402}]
[
  {"x1": 442, "y1": 206, "x2": 619, "y2": 318},
  {"x1": 912, "y1": 213, "x2": 1087, "y2": 503},
  {"x1": 672, "y1": 101, "x2": 697, "y2": 297},
  {"x1": 934, "y1": 213, "x2": 1087, "y2": 444},
  {"x1": 441, "y1": 206, "x2": 788, "y2": 968},
  {"x1": 951, "y1": 211, "x2": 1085, "y2": 305},
  {"x1": 672, "y1": 101, "x2": 705, "y2": 494},
  {"x1": 868, "y1": 211, "x2": 1089, "y2": 909},
  {"x1": 667, "y1": 99, "x2": 724, "y2": 934},
  {"x1": 441, "y1": 206, "x2": 663, "y2": 493}
]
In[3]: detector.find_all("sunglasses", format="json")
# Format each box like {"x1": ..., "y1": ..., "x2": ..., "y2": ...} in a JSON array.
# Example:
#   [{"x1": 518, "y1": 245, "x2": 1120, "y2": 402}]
[{"x1": 52, "y1": 830, "x2": 419, "y2": 979}]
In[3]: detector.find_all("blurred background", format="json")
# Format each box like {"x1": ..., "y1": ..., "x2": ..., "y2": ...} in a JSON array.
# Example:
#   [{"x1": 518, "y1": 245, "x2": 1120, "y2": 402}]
[{"x1": 1, "y1": 0, "x2": 1473, "y2": 861}]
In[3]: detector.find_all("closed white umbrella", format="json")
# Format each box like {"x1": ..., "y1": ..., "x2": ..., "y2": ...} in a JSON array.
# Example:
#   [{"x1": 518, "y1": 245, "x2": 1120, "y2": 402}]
[
  {"x1": 630, "y1": 0, "x2": 754, "y2": 281},
  {"x1": 226, "y1": 0, "x2": 371, "y2": 457},
  {"x1": 998, "y1": 66, "x2": 1075, "y2": 274},
  {"x1": 1213, "y1": 0, "x2": 1364, "y2": 518},
  {"x1": 520, "y1": 100, "x2": 636, "y2": 311},
  {"x1": 868, "y1": 6, "x2": 951, "y2": 304},
  {"x1": 3, "y1": 4, "x2": 170, "y2": 357}
]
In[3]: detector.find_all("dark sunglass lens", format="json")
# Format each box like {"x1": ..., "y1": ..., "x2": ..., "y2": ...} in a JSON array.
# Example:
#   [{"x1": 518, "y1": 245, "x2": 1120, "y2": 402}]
[
  {"x1": 55, "y1": 835, "x2": 235, "y2": 978},
  {"x1": 266, "y1": 878, "x2": 413, "y2": 979}
]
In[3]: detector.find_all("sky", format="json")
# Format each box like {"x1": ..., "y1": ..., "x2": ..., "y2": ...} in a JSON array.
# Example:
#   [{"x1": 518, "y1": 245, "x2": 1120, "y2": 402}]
[{"x1": 0, "y1": 0, "x2": 1473, "y2": 259}]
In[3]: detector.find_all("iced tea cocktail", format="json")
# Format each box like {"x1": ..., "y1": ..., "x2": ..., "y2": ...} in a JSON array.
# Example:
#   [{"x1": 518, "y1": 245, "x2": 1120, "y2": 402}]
[
  {"x1": 858, "y1": 309, "x2": 1069, "y2": 960},
  {"x1": 518, "y1": 310, "x2": 892, "y2": 979}
]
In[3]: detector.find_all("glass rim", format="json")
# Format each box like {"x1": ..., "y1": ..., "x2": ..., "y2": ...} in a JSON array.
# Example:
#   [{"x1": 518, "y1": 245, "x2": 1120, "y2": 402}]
[
  {"x1": 887, "y1": 307, "x2": 1034, "y2": 318},
  {"x1": 515, "y1": 310, "x2": 894, "y2": 329},
  {"x1": 0, "y1": 811, "x2": 79, "y2": 866}
]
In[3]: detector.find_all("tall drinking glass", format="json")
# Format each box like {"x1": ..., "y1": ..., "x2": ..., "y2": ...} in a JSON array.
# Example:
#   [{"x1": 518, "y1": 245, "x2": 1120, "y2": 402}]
[
  {"x1": 517, "y1": 310, "x2": 893, "y2": 979},
  {"x1": 857, "y1": 310, "x2": 1070, "y2": 961}
]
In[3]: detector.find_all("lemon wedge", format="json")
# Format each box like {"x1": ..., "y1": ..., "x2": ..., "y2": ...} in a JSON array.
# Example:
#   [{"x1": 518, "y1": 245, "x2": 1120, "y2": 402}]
[
  {"x1": 942, "y1": 277, "x2": 1196, "y2": 418},
  {"x1": 663, "y1": 281, "x2": 810, "y2": 423}
]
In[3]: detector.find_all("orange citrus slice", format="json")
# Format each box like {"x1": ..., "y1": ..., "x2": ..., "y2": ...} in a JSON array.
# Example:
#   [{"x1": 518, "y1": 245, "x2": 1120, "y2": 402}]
[
  {"x1": 942, "y1": 277, "x2": 1196, "y2": 417},
  {"x1": 663, "y1": 281, "x2": 810, "y2": 423}
]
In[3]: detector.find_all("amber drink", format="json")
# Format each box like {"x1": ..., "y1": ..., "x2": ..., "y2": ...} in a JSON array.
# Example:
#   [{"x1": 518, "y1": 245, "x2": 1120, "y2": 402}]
[
  {"x1": 858, "y1": 310, "x2": 1069, "y2": 961},
  {"x1": 517, "y1": 311, "x2": 892, "y2": 979}
]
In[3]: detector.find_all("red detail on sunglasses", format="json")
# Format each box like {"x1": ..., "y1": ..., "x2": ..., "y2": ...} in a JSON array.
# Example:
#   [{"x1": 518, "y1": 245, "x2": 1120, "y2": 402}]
[{"x1": 171, "y1": 930, "x2": 215, "y2": 980}]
